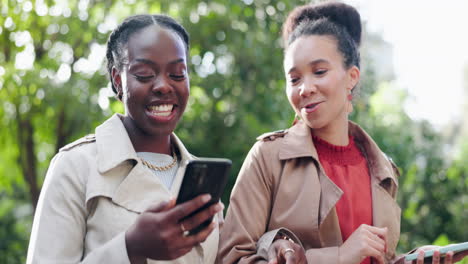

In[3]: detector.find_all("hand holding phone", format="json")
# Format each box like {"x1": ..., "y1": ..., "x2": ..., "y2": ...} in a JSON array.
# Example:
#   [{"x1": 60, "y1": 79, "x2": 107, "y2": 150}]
[
  {"x1": 405, "y1": 242, "x2": 468, "y2": 263},
  {"x1": 176, "y1": 158, "x2": 231, "y2": 235}
]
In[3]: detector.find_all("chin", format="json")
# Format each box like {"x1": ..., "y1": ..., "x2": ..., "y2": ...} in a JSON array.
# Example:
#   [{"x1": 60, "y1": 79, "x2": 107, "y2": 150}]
[{"x1": 303, "y1": 118, "x2": 326, "y2": 130}]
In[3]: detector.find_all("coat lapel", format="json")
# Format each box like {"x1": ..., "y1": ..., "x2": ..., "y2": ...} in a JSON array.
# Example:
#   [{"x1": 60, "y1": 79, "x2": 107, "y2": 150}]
[
  {"x1": 91, "y1": 114, "x2": 195, "y2": 214},
  {"x1": 112, "y1": 163, "x2": 172, "y2": 213},
  {"x1": 281, "y1": 121, "x2": 400, "y2": 251},
  {"x1": 279, "y1": 122, "x2": 344, "y2": 243},
  {"x1": 371, "y1": 181, "x2": 401, "y2": 259},
  {"x1": 350, "y1": 122, "x2": 401, "y2": 259}
]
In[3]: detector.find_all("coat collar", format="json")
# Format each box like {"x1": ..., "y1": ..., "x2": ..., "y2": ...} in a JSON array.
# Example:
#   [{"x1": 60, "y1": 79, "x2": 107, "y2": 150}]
[
  {"x1": 278, "y1": 120, "x2": 398, "y2": 186},
  {"x1": 87, "y1": 114, "x2": 193, "y2": 213},
  {"x1": 95, "y1": 114, "x2": 192, "y2": 174}
]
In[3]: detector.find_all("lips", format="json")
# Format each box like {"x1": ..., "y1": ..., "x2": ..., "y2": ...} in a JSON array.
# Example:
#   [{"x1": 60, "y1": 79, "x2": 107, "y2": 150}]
[{"x1": 302, "y1": 101, "x2": 322, "y2": 113}]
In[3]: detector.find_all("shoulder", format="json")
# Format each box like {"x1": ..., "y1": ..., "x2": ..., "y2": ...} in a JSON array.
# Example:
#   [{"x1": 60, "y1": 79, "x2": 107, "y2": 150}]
[
  {"x1": 59, "y1": 134, "x2": 96, "y2": 152},
  {"x1": 252, "y1": 129, "x2": 289, "y2": 155},
  {"x1": 245, "y1": 129, "x2": 289, "y2": 163},
  {"x1": 51, "y1": 134, "x2": 98, "y2": 177},
  {"x1": 256, "y1": 129, "x2": 288, "y2": 142},
  {"x1": 44, "y1": 136, "x2": 97, "y2": 196}
]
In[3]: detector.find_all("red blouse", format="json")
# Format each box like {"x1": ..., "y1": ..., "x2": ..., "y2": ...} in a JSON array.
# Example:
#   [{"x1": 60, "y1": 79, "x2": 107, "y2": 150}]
[{"x1": 313, "y1": 135, "x2": 373, "y2": 264}]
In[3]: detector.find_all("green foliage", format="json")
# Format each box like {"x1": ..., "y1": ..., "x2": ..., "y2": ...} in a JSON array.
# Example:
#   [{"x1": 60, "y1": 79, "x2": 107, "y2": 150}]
[
  {"x1": 353, "y1": 81, "x2": 468, "y2": 254},
  {"x1": 0, "y1": 0, "x2": 466, "y2": 262}
]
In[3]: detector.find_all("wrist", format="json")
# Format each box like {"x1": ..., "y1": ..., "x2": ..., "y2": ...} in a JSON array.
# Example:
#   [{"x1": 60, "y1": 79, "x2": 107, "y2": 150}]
[{"x1": 338, "y1": 245, "x2": 349, "y2": 264}]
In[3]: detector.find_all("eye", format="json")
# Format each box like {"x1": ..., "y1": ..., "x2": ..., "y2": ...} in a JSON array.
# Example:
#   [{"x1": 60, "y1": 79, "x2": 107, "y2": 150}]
[
  {"x1": 289, "y1": 76, "x2": 300, "y2": 85},
  {"x1": 133, "y1": 74, "x2": 154, "y2": 82},
  {"x1": 169, "y1": 73, "x2": 186, "y2": 81},
  {"x1": 314, "y1": 69, "x2": 328, "y2": 76}
]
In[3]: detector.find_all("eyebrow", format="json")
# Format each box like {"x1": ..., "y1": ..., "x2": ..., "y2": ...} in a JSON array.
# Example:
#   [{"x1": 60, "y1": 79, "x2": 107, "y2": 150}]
[
  {"x1": 133, "y1": 58, "x2": 185, "y2": 66},
  {"x1": 287, "y1": 59, "x2": 329, "y2": 74}
]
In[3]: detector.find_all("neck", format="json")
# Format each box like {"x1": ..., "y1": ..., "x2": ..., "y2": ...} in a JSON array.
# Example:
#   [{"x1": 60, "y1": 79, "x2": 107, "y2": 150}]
[
  {"x1": 122, "y1": 116, "x2": 172, "y2": 155},
  {"x1": 311, "y1": 118, "x2": 349, "y2": 146}
]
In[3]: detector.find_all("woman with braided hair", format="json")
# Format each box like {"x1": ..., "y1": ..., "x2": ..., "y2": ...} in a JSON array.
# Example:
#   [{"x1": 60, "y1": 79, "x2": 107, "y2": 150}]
[
  {"x1": 27, "y1": 14, "x2": 222, "y2": 264},
  {"x1": 218, "y1": 2, "x2": 466, "y2": 264}
]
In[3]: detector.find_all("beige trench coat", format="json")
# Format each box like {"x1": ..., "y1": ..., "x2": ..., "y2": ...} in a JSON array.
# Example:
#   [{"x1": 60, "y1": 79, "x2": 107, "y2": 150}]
[
  {"x1": 218, "y1": 121, "x2": 401, "y2": 264},
  {"x1": 27, "y1": 114, "x2": 219, "y2": 264}
]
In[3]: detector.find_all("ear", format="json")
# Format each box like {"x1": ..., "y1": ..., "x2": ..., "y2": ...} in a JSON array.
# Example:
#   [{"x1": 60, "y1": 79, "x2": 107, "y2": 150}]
[
  {"x1": 348, "y1": 65, "x2": 360, "y2": 92},
  {"x1": 111, "y1": 67, "x2": 123, "y2": 100}
]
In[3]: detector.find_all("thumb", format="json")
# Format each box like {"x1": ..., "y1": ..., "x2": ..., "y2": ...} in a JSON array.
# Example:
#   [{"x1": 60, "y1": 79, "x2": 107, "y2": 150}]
[
  {"x1": 268, "y1": 244, "x2": 279, "y2": 263},
  {"x1": 268, "y1": 259, "x2": 278, "y2": 264},
  {"x1": 145, "y1": 198, "x2": 176, "y2": 213}
]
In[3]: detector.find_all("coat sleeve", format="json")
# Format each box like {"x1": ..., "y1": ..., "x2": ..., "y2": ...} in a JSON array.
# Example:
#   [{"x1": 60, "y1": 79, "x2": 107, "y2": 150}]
[
  {"x1": 217, "y1": 141, "x2": 276, "y2": 264},
  {"x1": 26, "y1": 152, "x2": 132, "y2": 264},
  {"x1": 218, "y1": 140, "x2": 340, "y2": 264}
]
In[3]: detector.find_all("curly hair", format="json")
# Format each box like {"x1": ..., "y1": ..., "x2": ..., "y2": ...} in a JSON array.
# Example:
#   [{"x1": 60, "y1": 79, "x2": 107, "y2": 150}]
[{"x1": 282, "y1": 2, "x2": 361, "y2": 69}]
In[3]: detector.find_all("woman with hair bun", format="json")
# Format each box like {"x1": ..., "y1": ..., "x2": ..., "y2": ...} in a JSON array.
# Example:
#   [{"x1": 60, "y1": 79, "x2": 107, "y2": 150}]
[
  {"x1": 27, "y1": 14, "x2": 223, "y2": 264},
  {"x1": 218, "y1": 2, "x2": 465, "y2": 264}
]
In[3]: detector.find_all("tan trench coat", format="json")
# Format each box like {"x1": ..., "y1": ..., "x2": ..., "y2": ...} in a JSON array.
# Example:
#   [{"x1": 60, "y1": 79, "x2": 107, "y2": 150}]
[
  {"x1": 27, "y1": 114, "x2": 219, "y2": 264},
  {"x1": 218, "y1": 121, "x2": 401, "y2": 264}
]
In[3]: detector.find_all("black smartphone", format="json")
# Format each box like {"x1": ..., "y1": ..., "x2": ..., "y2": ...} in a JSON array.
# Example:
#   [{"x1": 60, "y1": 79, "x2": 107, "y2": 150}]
[{"x1": 176, "y1": 158, "x2": 232, "y2": 235}]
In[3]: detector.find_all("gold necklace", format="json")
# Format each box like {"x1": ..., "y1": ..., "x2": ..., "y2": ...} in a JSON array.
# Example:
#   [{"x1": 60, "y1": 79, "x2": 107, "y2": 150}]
[{"x1": 140, "y1": 149, "x2": 178, "y2": 171}]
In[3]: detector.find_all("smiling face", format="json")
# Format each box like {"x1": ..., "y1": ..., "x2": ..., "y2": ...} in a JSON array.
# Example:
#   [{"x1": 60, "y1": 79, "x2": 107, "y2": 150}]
[
  {"x1": 113, "y1": 25, "x2": 189, "y2": 140},
  {"x1": 284, "y1": 35, "x2": 359, "y2": 135}
]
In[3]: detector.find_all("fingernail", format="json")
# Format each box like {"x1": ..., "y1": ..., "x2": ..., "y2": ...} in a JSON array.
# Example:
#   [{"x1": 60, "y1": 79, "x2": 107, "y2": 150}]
[{"x1": 202, "y1": 194, "x2": 211, "y2": 202}]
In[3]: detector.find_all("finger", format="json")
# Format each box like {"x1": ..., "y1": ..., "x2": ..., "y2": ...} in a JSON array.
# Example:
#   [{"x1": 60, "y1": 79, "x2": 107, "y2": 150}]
[
  {"x1": 180, "y1": 220, "x2": 217, "y2": 247},
  {"x1": 283, "y1": 249, "x2": 297, "y2": 264},
  {"x1": 444, "y1": 251, "x2": 453, "y2": 264},
  {"x1": 268, "y1": 259, "x2": 278, "y2": 264},
  {"x1": 432, "y1": 250, "x2": 440, "y2": 264},
  {"x1": 168, "y1": 194, "x2": 211, "y2": 221},
  {"x1": 267, "y1": 241, "x2": 279, "y2": 262},
  {"x1": 416, "y1": 250, "x2": 425, "y2": 264},
  {"x1": 366, "y1": 226, "x2": 388, "y2": 244},
  {"x1": 145, "y1": 198, "x2": 176, "y2": 213},
  {"x1": 365, "y1": 247, "x2": 385, "y2": 264},
  {"x1": 218, "y1": 202, "x2": 225, "y2": 228},
  {"x1": 357, "y1": 234, "x2": 384, "y2": 262},
  {"x1": 367, "y1": 239, "x2": 386, "y2": 257},
  {"x1": 365, "y1": 230, "x2": 386, "y2": 253},
  {"x1": 180, "y1": 202, "x2": 223, "y2": 233}
]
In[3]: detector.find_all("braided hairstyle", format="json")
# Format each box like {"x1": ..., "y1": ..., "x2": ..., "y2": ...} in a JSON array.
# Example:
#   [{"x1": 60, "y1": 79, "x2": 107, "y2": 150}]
[
  {"x1": 282, "y1": 2, "x2": 361, "y2": 69},
  {"x1": 106, "y1": 14, "x2": 190, "y2": 96}
]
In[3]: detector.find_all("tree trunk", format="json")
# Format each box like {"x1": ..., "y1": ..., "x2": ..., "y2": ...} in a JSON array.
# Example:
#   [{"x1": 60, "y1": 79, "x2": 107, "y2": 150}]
[
  {"x1": 55, "y1": 106, "x2": 67, "y2": 153},
  {"x1": 16, "y1": 110, "x2": 40, "y2": 209}
]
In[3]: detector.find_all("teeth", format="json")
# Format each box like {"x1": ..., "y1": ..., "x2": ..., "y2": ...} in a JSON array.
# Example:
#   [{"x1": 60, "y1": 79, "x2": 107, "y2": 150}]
[
  {"x1": 148, "y1": 104, "x2": 173, "y2": 116},
  {"x1": 153, "y1": 112, "x2": 171, "y2": 117}
]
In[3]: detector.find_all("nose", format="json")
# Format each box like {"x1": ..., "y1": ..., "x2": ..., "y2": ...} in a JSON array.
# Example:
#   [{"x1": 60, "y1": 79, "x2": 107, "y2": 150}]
[
  {"x1": 152, "y1": 75, "x2": 173, "y2": 95},
  {"x1": 299, "y1": 76, "x2": 317, "y2": 97}
]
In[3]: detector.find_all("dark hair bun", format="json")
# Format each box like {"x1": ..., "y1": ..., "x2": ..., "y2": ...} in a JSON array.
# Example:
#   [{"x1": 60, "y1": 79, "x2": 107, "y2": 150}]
[{"x1": 283, "y1": 2, "x2": 361, "y2": 46}]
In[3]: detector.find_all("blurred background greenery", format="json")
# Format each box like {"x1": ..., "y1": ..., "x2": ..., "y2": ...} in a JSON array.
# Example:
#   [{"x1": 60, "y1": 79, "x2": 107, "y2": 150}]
[{"x1": 0, "y1": 0, "x2": 467, "y2": 263}]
